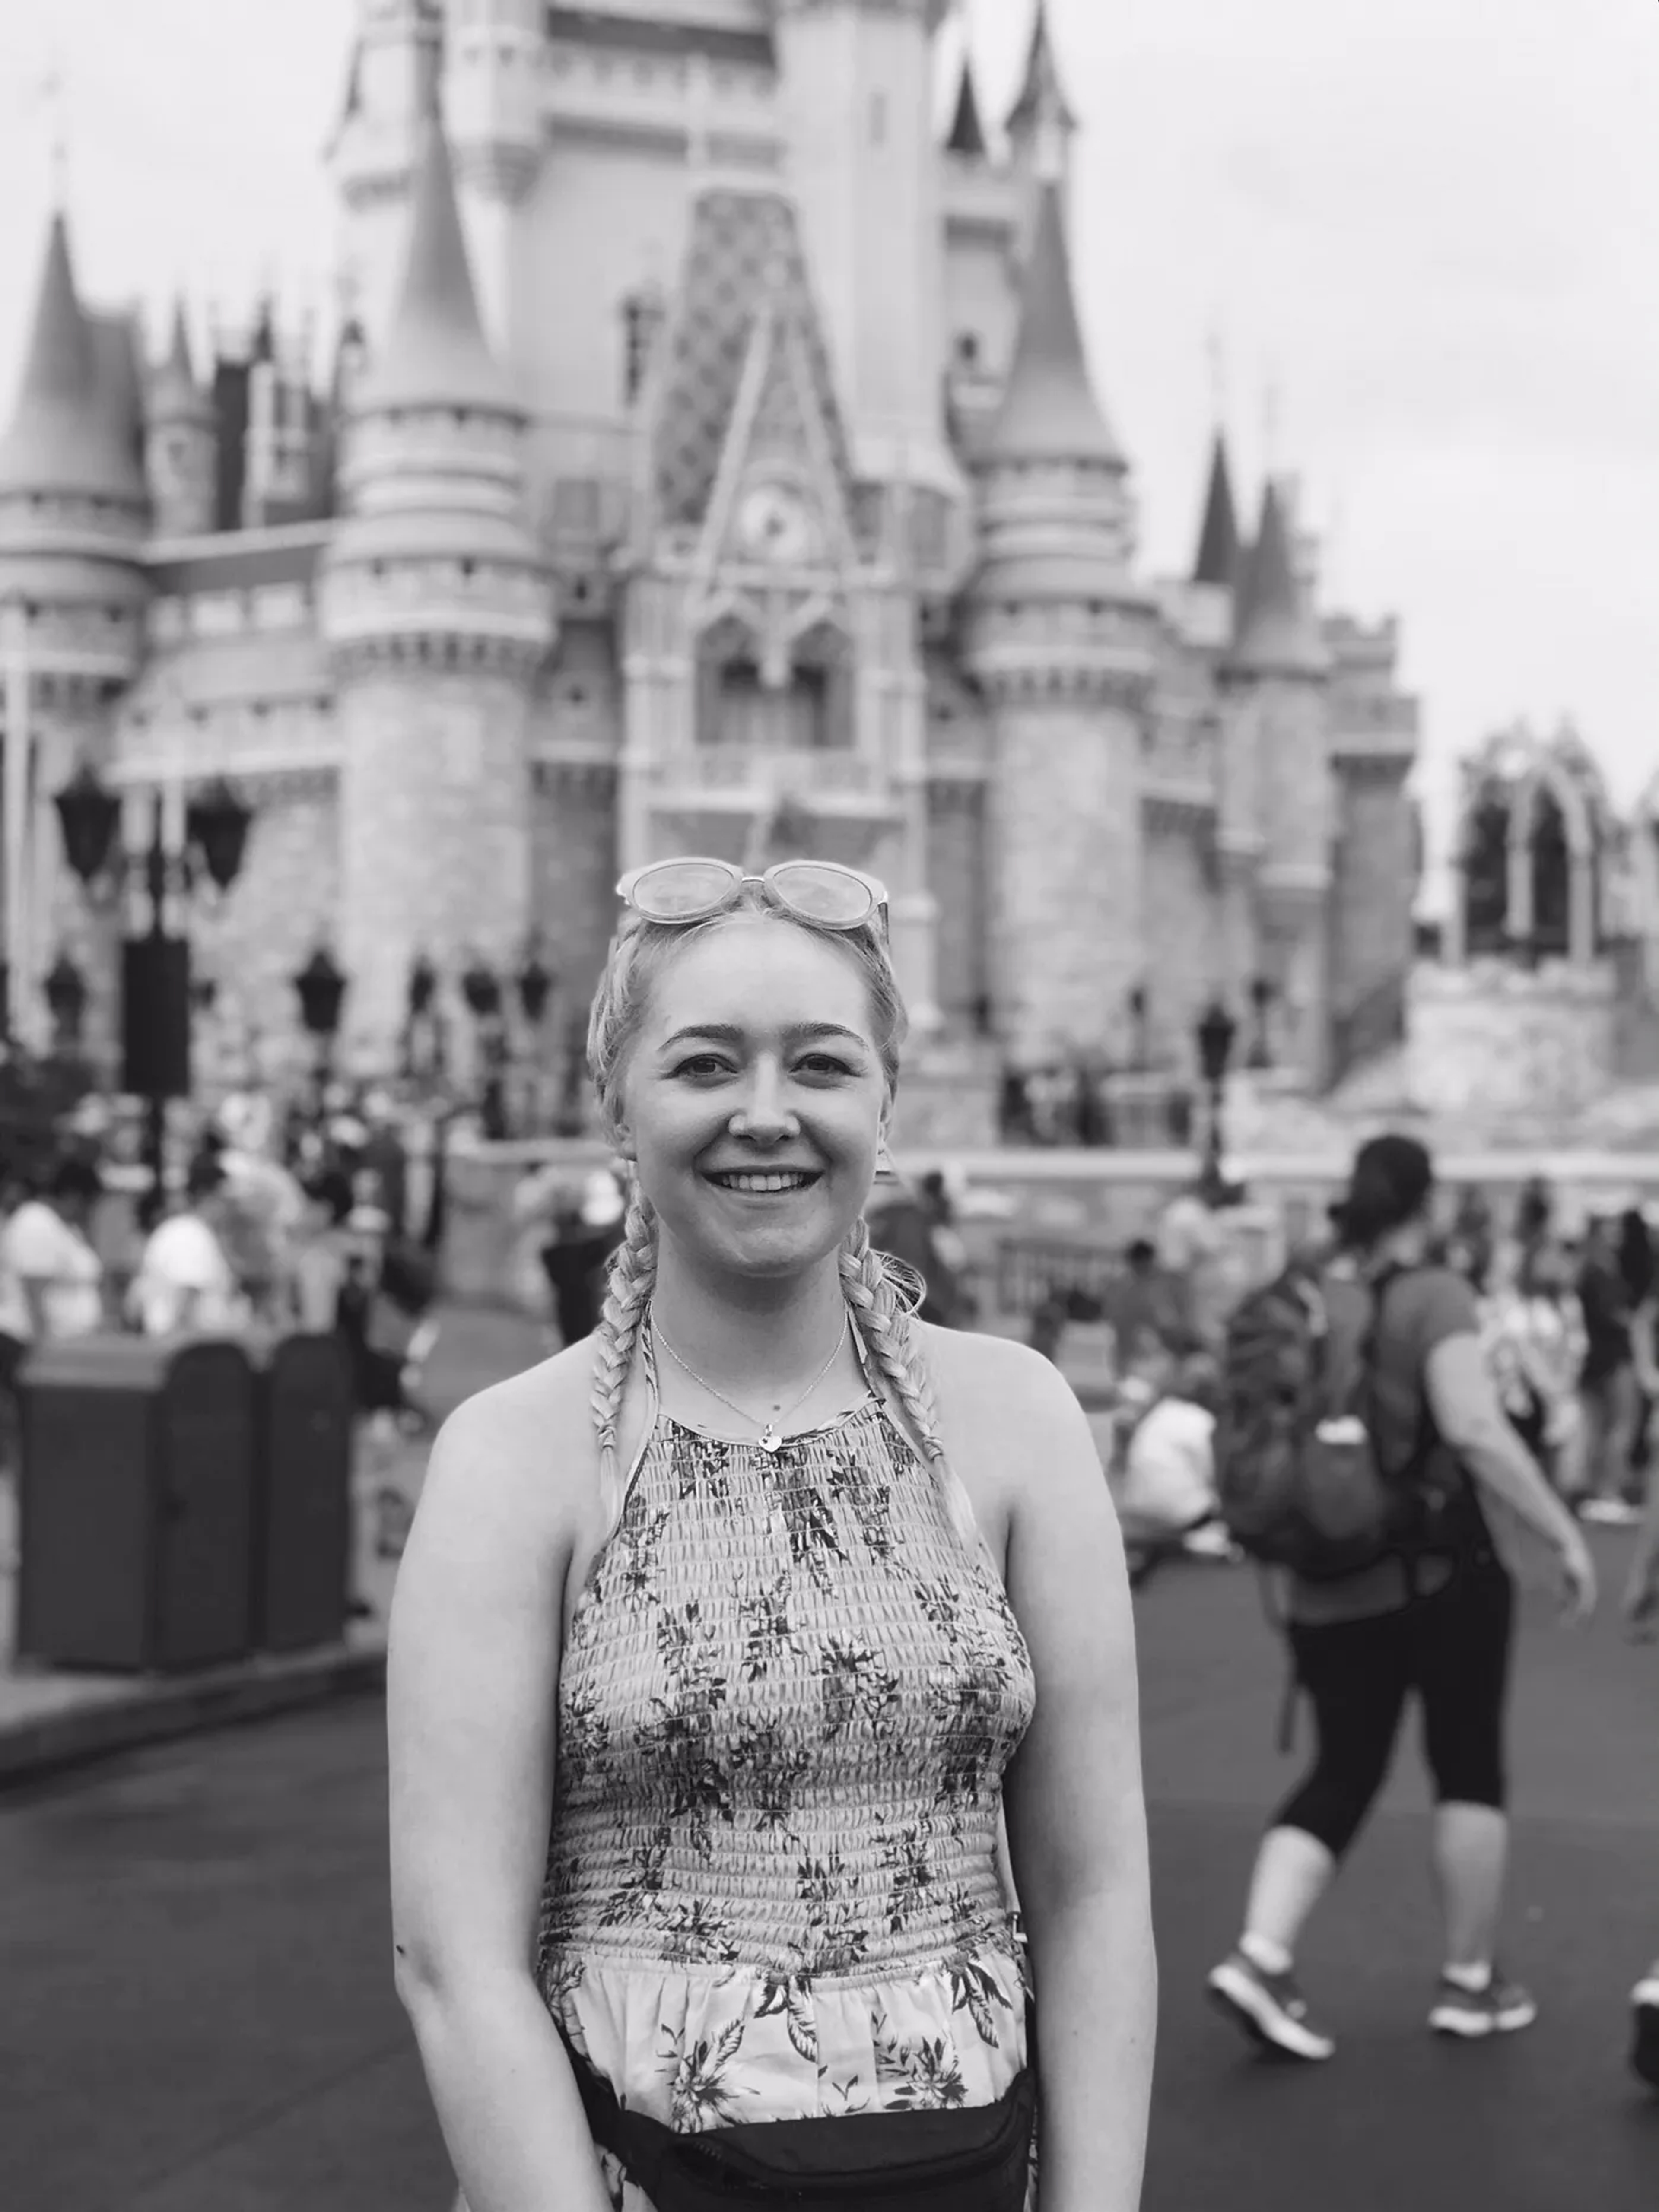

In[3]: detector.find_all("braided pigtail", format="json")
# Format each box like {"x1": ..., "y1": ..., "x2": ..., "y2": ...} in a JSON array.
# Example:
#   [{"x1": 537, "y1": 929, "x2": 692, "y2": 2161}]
[
  {"x1": 588, "y1": 1185, "x2": 659, "y2": 1538},
  {"x1": 838, "y1": 1215, "x2": 985, "y2": 1566}
]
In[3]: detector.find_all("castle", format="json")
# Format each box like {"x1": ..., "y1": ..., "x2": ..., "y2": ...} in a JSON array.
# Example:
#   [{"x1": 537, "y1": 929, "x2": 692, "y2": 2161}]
[{"x1": 0, "y1": 0, "x2": 1430, "y2": 1139}]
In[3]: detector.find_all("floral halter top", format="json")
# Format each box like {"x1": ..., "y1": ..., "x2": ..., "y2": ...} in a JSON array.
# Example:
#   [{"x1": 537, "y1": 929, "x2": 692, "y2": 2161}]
[{"x1": 532, "y1": 1315, "x2": 1039, "y2": 2212}]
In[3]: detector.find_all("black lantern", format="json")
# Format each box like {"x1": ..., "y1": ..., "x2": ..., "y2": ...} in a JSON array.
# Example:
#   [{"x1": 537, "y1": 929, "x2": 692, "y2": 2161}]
[
  {"x1": 43, "y1": 952, "x2": 89, "y2": 1045},
  {"x1": 191, "y1": 973, "x2": 219, "y2": 1016},
  {"x1": 293, "y1": 946, "x2": 349, "y2": 1039},
  {"x1": 517, "y1": 943, "x2": 554, "y2": 1025},
  {"x1": 186, "y1": 777, "x2": 254, "y2": 893},
  {"x1": 407, "y1": 952, "x2": 438, "y2": 1021},
  {"x1": 53, "y1": 763, "x2": 123, "y2": 887},
  {"x1": 1195, "y1": 999, "x2": 1237, "y2": 1087},
  {"x1": 461, "y1": 957, "x2": 502, "y2": 1022}
]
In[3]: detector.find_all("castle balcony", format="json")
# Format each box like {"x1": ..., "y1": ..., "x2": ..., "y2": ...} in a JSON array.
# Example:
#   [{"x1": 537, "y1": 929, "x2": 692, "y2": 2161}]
[
  {"x1": 1329, "y1": 692, "x2": 1417, "y2": 769},
  {"x1": 658, "y1": 744, "x2": 896, "y2": 817}
]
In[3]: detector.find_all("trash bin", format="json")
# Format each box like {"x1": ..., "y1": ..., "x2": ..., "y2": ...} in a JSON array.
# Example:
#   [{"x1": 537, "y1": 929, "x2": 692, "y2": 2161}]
[
  {"x1": 251, "y1": 1333, "x2": 355, "y2": 1654},
  {"x1": 16, "y1": 1337, "x2": 259, "y2": 1673}
]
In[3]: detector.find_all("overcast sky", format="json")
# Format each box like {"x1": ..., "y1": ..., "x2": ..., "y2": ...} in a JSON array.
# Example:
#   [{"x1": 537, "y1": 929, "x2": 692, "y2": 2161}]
[{"x1": 1, "y1": 0, "x2": 1654, "y2": 856}]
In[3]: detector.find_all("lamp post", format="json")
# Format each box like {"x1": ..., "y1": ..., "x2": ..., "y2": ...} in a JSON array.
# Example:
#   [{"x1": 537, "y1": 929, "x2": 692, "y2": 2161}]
[
  {"x1": 403, "y1": 951, "x2": 439, "y2": 1084},
  {"x1": 54, "y1": 764, "x2": 254, "y2": 1215},
  {"x1": 1194, "y1": 998, "x2": 1237, "y2": 1196},
  {"x1": 1247, "y1": 975, "x2": 1275, "y2": 1070},
  {"x1": 43, "y1": 952, "x2": 89, "y2": 1055},
  {"x1": 461, "y1": 954, "x2": 508, "y2": 1139},
  {"x1": 515, "y1": 938, "x2": 555, "y2": 1133},
  {"x1": 293, "y1": 945, "x2": 349, "y2": 1111}
]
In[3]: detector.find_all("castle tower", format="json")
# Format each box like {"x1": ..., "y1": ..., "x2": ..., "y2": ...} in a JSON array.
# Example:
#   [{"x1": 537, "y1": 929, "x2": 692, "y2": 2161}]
[
  {"x1": 0, "y1": 211, "x2": 150, "y2": 1043},
  {"x1": 319, "y1": 115, "x2": 554, "y2": 1072},
  {"x1": 963, "y1": 180, "x2": 1154, "y2": 1070},
  {"x1": 773, "y1": 0, "x2": 962, "y2": 505},
  {"x1": 1191, "y1": 428, "x2": 1241, "y2": 590},
  {"x1": 146, "y1": 302, "x2": 218, "y2": 540},
  {"x1": 327, "y1": 0, "x2": 446, "y2": 344},
  {"x1": 442, "y1": 0, "x2": 546, "y2": 356},
  {"x1": 1221, "y1": 478, "x2": 1332, "y2": 1078},
  {"x1": 1005, "y1": 0, "x2": 1078, "y2": 213}
]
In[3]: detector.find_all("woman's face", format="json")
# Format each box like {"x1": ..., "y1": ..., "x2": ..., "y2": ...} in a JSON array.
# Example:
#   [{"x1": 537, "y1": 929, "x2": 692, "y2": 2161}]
[{"x1": 619, "y1": 917, "x2": 890, "y2": 1284}]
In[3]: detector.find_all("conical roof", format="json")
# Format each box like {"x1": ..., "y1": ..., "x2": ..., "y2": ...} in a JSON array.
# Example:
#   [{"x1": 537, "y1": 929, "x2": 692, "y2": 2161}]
[
  {"x1": 945, "y1": 51, "x2": 989, "y2": 158},
  {"x1": 1192, "y1": 430, "x2": 1239, "y2": 587},
  {"x1": 149, "y1": 298, "x2": 213, "y2": 422},
  {"x1": 984, "y1": 181, "x2": 1121, "y2": 467},
  {"x1": 1231, "y1": 479, "x2": 1326, "y2": 675},
  {"x1": 0, "y1": 213, "x2": 146, "y2": 504},
  {"x1": 1006, "y1": 0, "x2": 1078, "y2": 138},
  {"x1": 354, "y1": 121, "x2": 518, "y2": 416}
]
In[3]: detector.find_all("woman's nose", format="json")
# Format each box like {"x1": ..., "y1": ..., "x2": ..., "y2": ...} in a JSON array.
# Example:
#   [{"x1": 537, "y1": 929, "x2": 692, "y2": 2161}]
[{"x1": 733, "y1": 1062, "x2": 799, "y2": 1139}]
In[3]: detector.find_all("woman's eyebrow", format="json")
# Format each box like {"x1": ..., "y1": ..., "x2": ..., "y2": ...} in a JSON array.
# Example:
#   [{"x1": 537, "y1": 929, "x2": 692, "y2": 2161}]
[{"x1": 658, "y1": 1023, "x2": 869, "y2": 1050}]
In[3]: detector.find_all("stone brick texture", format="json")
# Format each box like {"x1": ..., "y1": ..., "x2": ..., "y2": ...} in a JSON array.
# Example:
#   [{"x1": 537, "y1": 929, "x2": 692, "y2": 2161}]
[
  {"x1": 337, "y1": 670, "x2": 535, "y2": 1070},
  {"x1": 1329, "y1": 766, "x2": 1415, "y2": 1021},
  {"x1": 988, "y1": 701, "x2": 1143, "y2": 1067},
  {"x1": 1407, "y1": 958, "x2": 1618, "y2": 1120},
  {"x1": 1140, "y1": 822, "x2": 1216, "y2": 1069},
  {"x1": 925, "y1": 784, "x2": 988, "y2": 1030}
]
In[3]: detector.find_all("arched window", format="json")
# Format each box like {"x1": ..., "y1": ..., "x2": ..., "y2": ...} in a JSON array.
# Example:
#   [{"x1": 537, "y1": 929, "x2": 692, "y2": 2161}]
[
  {"x1": 1529, "y1": 785, "x2": 1571, "y2": 958},
  {"x1": 1462, "y1": 790, "x2": 1511, "y2": 955}
]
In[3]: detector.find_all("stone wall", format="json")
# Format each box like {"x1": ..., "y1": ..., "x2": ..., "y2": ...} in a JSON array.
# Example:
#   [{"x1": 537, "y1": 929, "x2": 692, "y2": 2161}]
[
  {"x1": 531, "y1": 759, "x2": 618, "y2": 1057},
  {"x1": 1329, "y1": 762, "x2": 1414, "y2": 1031},
  {"x1": 1141, "y1": 819, "x2": 1215, "y2": 1069},
  {"x1": 1407, "y1": 957, "x2": 1618, "y2": 1123},
  {"x1": 925, "y1": 782, "x2": 988, "y2": 1030}
]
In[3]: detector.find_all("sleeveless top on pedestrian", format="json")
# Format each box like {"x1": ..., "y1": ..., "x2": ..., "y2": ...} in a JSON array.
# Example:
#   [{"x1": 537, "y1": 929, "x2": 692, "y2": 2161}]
[{"x1": 534, "y1": 1317, "x2": 1038, "y2": 2211}]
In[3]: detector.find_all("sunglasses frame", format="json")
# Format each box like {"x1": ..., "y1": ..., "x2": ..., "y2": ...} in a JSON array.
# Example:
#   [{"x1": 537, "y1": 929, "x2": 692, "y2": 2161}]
[{"x1": 616, "y1": 856, "x2": 890, "y2": 939}]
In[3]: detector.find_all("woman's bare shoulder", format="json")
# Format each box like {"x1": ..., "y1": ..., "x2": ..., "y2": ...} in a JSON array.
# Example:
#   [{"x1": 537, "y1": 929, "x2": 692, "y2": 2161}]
[
  {"x1": 917, "y1": 1320, "x2": 1078, "y2": 1421},
  {"x1": 422, "y1": 1338, "x2": 601, "y2": 1539}
]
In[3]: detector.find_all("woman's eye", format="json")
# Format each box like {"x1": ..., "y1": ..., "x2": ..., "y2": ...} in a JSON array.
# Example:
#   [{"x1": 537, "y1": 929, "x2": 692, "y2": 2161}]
[
  {"x1": 672, "y1": 1056, "x2": 731, "y2": 1079},
  {"x1": 799, "y1": 1056, "x2": 855, "y2": 1078}
]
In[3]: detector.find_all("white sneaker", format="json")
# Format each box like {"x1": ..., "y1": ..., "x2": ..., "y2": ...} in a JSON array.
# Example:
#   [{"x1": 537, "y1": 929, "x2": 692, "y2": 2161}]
[{"x1": 1207, "y1": 1949, "x2": 1336, "y2": 2061}]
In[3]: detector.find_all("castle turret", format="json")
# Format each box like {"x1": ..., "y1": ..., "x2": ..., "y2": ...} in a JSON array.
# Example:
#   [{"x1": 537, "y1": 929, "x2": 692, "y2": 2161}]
[
  {"x1": 1191, "y1": 429, "x2": 1240, "y2": 589},
  {"x1": 1220, "y1": 479, "x2": 1333, "y2": 1077},
  {"x1": 1005, "y1": 0, "x2": 1077, "y2": 197},
  {"x1": 774, "y1": 0, "x2": 963, "y2": 511},
  {"x1": 443, "y1": 0, "x2": 546, "y2": 355},
  {"x1": 320, "y1": 115, "x2": 554, "y2": 1071},
  {"x1": 963, "y1": 180, "x2": 1155, "y2": 1069},
  {"x1": 146, "y1": 302, "x2": 219, "y2": 539},
  {"x1": 944, "y1": 44, "x2": 990, "y2": 161},
  {"x1": 327, "y1": 0, "x2": 445, "y2": 345},
  {"x1": 0, "y1": 211, "x2": 150, "y2": 1045}
]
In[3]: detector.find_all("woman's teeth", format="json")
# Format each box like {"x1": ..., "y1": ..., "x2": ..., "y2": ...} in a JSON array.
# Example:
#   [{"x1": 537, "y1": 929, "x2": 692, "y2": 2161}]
[{"x1": 709, "y1": 1171, "x2": 816, "y2": 1193}]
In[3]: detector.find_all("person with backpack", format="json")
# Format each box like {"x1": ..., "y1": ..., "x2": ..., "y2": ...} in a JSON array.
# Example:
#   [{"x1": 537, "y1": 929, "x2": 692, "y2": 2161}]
[{"x1": 1205, "y1": 1134, "x2": 1597, "y2": 2062}]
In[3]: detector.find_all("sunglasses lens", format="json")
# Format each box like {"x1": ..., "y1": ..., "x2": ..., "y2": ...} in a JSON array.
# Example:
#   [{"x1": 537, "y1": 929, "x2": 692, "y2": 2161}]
[
  {"x1": 771, "y1": 862, "x2": 875, "y2": 927},
  {"x1": 627, "y1": 860, "x2": 736, "y2": 920}
]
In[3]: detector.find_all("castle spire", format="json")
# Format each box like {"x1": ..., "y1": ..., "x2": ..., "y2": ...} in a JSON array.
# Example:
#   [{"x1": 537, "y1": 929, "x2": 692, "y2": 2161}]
[
  {"x1": 1230, "y1": 478, "x2": 1326, "y2": 676},
  {"x1": 0, "y1": 210, "x2": 146, "y2": 505},
  {"x1": 985, "y1": 179, "x2": 1121, "y2": 468},
  {"x1": 944, "y1": 47, "x2": 988, "y2": 159},
  {"x1": 354, "y1": 118, "x2": 516, "y2": 416},
  {"x1": 1006, "y1": 0, "x2": 1077, "y2": 157},
  {"x1": 1192, "y1": 429, "x2": 1240, "y2": 587}
]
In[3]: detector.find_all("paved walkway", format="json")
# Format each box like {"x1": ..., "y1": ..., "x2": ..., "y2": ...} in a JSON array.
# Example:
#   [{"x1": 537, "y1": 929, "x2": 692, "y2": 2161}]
[{"x1": 0, "y1": 1522, "x2": 1653, "y2": 2212}]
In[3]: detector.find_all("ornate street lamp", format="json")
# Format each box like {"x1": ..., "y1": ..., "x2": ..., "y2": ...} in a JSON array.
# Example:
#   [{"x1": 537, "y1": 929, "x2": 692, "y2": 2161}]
[
  {"x1": 407, "y1": 952, "x2": 438, "y2": 1022},
  {"x1": 1194, "y1": 998, "x2": 1237, "y2": 1193},
  {"x1": 185, "y1": 777, "x2": 254, "y2": 893},
  {"x1": 1247, "y1": 975, "x2": 1274, "y2": 1070},
  {"x1": 54, "y1": 758, "x2": 256, "y2": 1214},
  {"x1": 294, "y1": 944, "x2": 349, "y2": 1108},
  {"x1": 43, "y1": 952, "x2": 88, "y2": 1049},
  {"x1": 461, "y1": 956, "x2": 502, "y2": 1022},
  {"x1": 461, "y1": 956, "x2": 508, "y2": 1138},
  {"x1": 53, "y1": 765, "x2": 123, "y2": 889},
  {"x1": 516, "y1": 942, "x2": 554, "y2": 1026}
]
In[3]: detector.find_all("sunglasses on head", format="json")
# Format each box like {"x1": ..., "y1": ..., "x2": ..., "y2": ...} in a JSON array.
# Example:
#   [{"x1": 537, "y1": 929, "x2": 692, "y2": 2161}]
[{"x1": 616, "y1": 857, "x2": 890, "y2": 939}]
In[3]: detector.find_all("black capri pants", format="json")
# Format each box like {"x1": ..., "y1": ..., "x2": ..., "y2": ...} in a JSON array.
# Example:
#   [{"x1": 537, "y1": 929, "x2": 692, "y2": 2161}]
[{"x1": 1274, "y1": 1559, "x2": 1515, "y2": 1860}]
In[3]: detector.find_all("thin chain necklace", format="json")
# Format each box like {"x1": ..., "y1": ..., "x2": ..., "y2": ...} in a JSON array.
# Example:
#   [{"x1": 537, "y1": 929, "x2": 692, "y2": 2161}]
[{"x1": 651, "y1": 1310, "x2": 851, "y2": 1454}]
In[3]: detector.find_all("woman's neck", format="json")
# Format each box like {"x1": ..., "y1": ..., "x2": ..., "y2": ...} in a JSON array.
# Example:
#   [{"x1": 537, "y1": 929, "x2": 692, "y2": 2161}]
[{"x1": 649, "y1": 1243, "x2": 852, "y2": 1396}]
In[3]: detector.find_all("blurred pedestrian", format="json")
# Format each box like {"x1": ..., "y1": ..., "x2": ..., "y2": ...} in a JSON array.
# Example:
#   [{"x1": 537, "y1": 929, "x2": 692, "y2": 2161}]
[
  {"x1": 1575, "y1": 1215, "x2": 1643, "y2": 1524},
  {"x1": 1206, "y1": 1134, "x2": 1596, "y2": 2063},
  {"x1": 538, "y1": 1167, "x2": 626, "y2": 1347},
  {"x1": 129, "y1": 1154, "x2": 248, "y2": 1339},
  {"x1": 1, "y1": 1154, "x2": 106, "y2": 1344}
]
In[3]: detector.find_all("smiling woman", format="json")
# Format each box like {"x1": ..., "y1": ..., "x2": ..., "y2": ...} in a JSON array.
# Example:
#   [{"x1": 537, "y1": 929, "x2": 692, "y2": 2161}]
[{"x1": 386, "y1": 856, "x2": 1156, "y2": 2212}]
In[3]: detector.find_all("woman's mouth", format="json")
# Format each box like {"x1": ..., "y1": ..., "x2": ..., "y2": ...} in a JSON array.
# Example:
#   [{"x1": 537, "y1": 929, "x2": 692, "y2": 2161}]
[{"x1": 704, "y1": 1170, "x2": 823, "y2": 1196}]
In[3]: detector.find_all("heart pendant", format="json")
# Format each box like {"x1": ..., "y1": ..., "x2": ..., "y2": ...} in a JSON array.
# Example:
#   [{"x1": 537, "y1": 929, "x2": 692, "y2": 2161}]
[{"x1": 759, "y1": 1426, "x2": 783, "y2": 1454}]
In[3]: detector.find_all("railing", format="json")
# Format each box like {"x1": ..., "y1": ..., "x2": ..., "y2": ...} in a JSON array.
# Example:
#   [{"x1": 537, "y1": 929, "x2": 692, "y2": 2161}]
[
  {"x1": 667, "y1": 747, "x2": 888, "y2": 799},
  {"x1": 995, "y1": 1235, "x2": 1125, "y2": 1320},
  {"x1": 1327, "y1": 973, "x2": 1407, "y2": 1089}
]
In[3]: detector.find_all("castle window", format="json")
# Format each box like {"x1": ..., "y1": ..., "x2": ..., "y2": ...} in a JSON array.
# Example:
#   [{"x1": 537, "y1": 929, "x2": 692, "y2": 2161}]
[
  {"x1": 702, "y1": 659, "x2": 835, "y2": 754},
  {"x1": 1529, "y1": 787, "x2": 1571, "y2": 960}
]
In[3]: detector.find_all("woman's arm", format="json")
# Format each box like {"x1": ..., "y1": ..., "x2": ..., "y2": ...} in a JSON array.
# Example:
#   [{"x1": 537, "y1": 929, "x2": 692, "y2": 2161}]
[
  {"x1": 387, "y1": 1376, "x2": 614, "y2": 2212},
  {"x1": 1424, "y1": 1334, "x2": 1596, "y2": 1620},
  {"x1": 996, "y1": 1344, "x2": 1157, "y2": 2212}
]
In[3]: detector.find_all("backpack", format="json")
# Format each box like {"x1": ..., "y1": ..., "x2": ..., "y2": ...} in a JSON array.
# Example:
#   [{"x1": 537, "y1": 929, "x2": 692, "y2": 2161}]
[{"x1": 1214, "y1": 1263, "x2": 1456, "y2": 1581}]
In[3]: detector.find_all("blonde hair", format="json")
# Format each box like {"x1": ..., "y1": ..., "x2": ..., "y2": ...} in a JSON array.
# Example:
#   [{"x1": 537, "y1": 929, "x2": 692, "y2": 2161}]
[{"x1": 583, "y1": 889, "x2": 982, "y2": 1560}]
